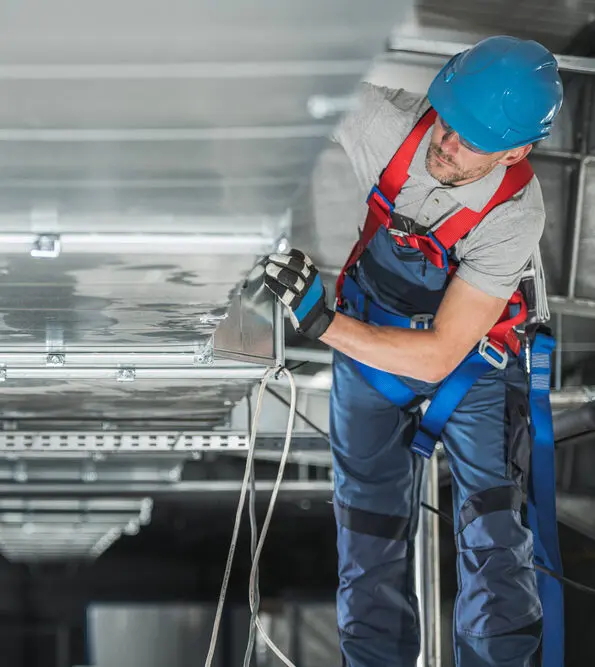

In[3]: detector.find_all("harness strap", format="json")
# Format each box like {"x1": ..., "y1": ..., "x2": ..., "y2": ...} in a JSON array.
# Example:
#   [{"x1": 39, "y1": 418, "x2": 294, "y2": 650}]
[
  {"x1": 433, "y1": 159, "x2": 535, "y2": 250},
  {"x1": 377, "y1": 108, "x2": 437, "y2": 202},
  {"x1": 526, "y1": 330, "x2": 564, "y2": 667},
  {"x1": 410, "y1": 351, "x2": 496, "y2": 458},
  {"x1": 489, "y1": 290, "x2": 528, "y2": 356},
  {"x1": 335, "y1": 108, "x2": 436, "y2": 302},
  {"x1": 353, "y1": 358, "x2": 418, "y2": 409},
  {"x1": 339, "y1": 276, "x2": 501, "y2": 459},
  {"x1": 341, "y1": 275, "x2": 433, "y2": 330}
]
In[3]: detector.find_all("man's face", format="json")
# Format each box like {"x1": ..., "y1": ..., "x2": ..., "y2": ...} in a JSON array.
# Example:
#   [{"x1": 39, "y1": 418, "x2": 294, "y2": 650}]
[{"x1": 425, "y1": 116, "x2": 510, "y2": 186}]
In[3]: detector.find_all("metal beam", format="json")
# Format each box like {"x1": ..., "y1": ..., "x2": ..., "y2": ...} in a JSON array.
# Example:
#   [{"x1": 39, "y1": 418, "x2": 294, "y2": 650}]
[
  {"x1": 0, "y1": 365, "x2": 270, "y2": 381},
  {"x1": 0, "y1": 60, "x2": 371, "y2": 80},
  {"x1": 275, "y1": 293, "x2": 286, "y2": 369},
  {"x1": 285, "y1": 347, "x2": 333, "y2": 364},
  {"x1": 0, "y1": 432, "x2": 330, "y2": 454},
  {"x1": 548, "y1": 295, "x2": 595, "y2": 318},
  {"x1": 550, "y1": 388, "x2": 595, "y2": 408},
  {"x1": 415, "y1": 455, "x2": 441, "y2": 667},
  {"x1": 0, "y1": 480, "x2": 333, "y2": 497},
  {"x1": 0, "y1": 125, "x2": 333, "y2": 142},
  {"x1": 556, "y1": 493, "x2": 595, "y2": 541},
  {"x1": 387, "y1": 37, "x2": 595, "y2": 75},
  {"x1": 0, "y1": 175, "x2": 303, "y2": 190},
  {"x1": 0, "y1": 512, "x2": 147, "y2": 525},
  {"x1": 0, "y1": 498, "x2": 152, "y2": 511},
  {"x1": 531, "y1": 149, "x2": 583, "y2": 162},
  {"x1": 0, "y1": 231, "x2": 277, "y2": 255},
  {"x1": 0, "y1": 347, "x2": 213, "y2": 369},
  {"x1": 567, "y1": 80, "x2": 594, "y2": 298}
]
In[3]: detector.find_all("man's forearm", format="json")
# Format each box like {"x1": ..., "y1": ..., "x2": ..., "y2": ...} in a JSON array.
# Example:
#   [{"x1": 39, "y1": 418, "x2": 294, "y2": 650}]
[{"x1": 320, "y1": 312, "x2": 456, "y2": 383}]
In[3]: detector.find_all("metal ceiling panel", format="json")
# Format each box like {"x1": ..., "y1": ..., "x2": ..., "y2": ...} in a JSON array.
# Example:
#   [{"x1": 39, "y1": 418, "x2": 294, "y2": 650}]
[
  {"x1": 0, "y1": 182, "x2": 302, "y2": 220},
  {"x1": 0, "y1": 137, "x2": 324, "y2": 217},
  {"x1": 0, "y1": 1, "x2": 403, "y2": 63},
  {"x1": 0, "y1": 70, "x2": 363, "y2": 129},
  {"x1": 416, "y1": 0, "x2": 595, "y2": 52},
  {"x1": 0, "y1": 0, "x2": 407, "y2": 224}
]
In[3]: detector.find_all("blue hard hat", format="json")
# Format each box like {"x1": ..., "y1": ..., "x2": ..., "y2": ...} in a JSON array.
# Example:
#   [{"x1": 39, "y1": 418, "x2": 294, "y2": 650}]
[{"x1": 427, "y1": 35, "x2": 563, "y2": 153}]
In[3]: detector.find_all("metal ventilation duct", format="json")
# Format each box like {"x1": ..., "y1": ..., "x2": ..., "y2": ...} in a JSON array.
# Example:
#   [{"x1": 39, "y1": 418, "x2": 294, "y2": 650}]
[{"x1": 0, "y1": 0, "x2": 410, "y2": 561}]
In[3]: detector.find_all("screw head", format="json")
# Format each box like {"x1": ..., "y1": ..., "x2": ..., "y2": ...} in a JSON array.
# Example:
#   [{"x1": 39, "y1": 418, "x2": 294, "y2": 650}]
[
  {"x1": 46, "y1": 353, "x2": 65, "y2": 367},
  {"x1": 117, "y1": 368, "x2": 136, "y2": 382}
]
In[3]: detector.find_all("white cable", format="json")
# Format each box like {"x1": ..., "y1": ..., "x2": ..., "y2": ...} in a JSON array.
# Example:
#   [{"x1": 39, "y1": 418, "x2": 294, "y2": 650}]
[
  {"x1": 246, "y1": 366, "x2": 298, "y2": 667},
  {"x1": 204, "y1": 365, "x2": 298, "y2": 667},
  {"x1": 204, "y1": 366, "x2": 276, "y2": 667},
  {"x1": 242, "y1": 395, "x2": 260, "y2": 667}
]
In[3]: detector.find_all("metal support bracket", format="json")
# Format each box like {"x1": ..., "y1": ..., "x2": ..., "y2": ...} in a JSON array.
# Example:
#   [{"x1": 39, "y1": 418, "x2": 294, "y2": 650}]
[{"x1": 31, "y1": 233, "x2": 61, "y2": 258}]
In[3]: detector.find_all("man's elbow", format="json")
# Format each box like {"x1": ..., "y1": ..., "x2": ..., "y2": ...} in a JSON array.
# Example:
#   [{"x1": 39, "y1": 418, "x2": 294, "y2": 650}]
[
  {"x1": 423, "y1": 346, "x2": 463, "y2": 383},
  {"x1": 424, "y1": 363, "x2": 451, "y2": 384}
]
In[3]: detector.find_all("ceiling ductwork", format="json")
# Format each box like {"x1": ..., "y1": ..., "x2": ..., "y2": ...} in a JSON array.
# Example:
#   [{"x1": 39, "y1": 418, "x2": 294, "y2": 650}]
[{"x1": 0, "y1": 0, "x2": 412, "y2": 562}]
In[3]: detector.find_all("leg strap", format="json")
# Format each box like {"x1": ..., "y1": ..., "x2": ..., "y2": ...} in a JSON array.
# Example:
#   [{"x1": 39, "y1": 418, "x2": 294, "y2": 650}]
[{"x1": 410, "y1": 352, "x2": 496, "y2": 458}]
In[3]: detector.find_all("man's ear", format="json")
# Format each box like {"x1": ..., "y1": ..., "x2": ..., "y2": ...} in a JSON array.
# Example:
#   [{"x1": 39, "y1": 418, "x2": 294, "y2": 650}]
[{"x1": 498, "y1": 143, "x2": 533, "y2": 166}]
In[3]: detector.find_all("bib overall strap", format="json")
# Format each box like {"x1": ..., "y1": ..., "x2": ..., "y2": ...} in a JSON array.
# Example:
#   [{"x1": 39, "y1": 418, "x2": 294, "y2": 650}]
[{"x1": 335, "y1": 108, "x2": 437, "y2": 302}]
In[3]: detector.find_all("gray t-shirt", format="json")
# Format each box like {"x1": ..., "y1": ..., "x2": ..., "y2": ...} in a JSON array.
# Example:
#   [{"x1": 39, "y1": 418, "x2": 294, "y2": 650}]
[{"x1": 330, "y1": 82, "x2": 546, "y2": 300}]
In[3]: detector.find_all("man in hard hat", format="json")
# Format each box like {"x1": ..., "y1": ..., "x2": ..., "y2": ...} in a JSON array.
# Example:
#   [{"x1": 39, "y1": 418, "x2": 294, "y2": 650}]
[{"x1": 264, "y1": 36, "x2": 564, "y2": 667}]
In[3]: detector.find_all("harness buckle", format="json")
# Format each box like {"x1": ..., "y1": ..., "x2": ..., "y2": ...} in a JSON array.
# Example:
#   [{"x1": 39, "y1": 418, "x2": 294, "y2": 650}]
[
  {"x1": 388, "y1": 228, "x2": 407, "y2": 238},
  {"x1": 478, "y1": 336, "x2": 508, "y2": 370},
  {"x1": 410, "y1": 313, "x2": 433, "y2": 330}
]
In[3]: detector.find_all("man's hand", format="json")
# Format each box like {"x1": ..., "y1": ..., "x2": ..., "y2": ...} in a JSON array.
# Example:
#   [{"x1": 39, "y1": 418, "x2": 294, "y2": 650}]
[{"x1": 263, "y1": 249, "x2": 335, "y2": 340}]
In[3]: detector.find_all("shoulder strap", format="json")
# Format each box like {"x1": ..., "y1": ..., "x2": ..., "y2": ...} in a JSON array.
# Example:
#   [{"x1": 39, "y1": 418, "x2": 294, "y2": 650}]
[
  {"x1": 335, "y1": 106, "x2": 437, "y2": 301},
  {"x1": 378, "y1": 107, "x2": 437, "y2": 203},
  {"x1": 433, "y1": 158, "x2": 535, "y2": 250}
]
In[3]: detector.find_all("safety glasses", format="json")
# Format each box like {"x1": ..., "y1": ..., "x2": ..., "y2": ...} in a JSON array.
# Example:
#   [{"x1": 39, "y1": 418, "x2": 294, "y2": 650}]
[{"x1": 437, "y1": 116, "x2": 492, "y2": 155}]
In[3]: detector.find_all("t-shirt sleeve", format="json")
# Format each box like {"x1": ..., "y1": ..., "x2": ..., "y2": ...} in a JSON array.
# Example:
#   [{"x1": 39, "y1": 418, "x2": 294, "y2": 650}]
[
  {"x1": 331, "y1": 81, "x2": 410, "y2": 194},
  {"x1": 330, "y1": 81, "x2": 389, "y2": 149},
  {"x1": 454, "y1": 204, "x2": 546, "y2": 300}
]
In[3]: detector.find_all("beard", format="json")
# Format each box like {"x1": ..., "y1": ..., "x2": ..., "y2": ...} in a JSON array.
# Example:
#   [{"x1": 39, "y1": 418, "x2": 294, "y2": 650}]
[{"x1": 425, "y1": 142, "x2": 496, "y2": 186}]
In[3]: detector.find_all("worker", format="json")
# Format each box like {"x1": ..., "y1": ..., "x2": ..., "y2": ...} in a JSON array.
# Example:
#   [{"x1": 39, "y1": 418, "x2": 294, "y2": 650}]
[{"x1": 263, "y1": 35, "x2": 564, "y2": 667}]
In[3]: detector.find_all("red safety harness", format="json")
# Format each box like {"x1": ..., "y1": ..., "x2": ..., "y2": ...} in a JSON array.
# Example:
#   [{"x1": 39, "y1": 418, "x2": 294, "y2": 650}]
[{"x1": 335, "y1": 107, "x2": 535, "y2": 356}]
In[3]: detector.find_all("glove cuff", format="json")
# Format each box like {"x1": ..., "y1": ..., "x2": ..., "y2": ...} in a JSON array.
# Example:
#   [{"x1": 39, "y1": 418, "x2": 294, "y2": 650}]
[{"x1": 300, "y1": 304, "x2": 335, "y2": 340}]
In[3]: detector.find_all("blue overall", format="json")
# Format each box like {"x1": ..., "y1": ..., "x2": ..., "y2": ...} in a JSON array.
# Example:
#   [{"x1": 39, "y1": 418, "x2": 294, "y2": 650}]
[{"x1": 330, "y1": 223, "x2": 553, "y2": 666}]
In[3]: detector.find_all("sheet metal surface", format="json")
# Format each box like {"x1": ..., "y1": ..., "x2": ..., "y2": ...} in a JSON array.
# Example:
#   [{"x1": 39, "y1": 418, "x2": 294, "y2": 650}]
[
  {"x1": 0, "y1": 0, "x2": 406, "y2": 435},
  {"x1": 417, "y1": 0, "x2": 595, "y2": 52}
]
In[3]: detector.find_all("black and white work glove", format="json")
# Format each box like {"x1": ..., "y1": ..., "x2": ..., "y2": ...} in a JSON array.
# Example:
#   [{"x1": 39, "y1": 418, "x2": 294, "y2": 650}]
[{"x1": 264, "y1": 249, "x2": 335, "y2": 340}]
